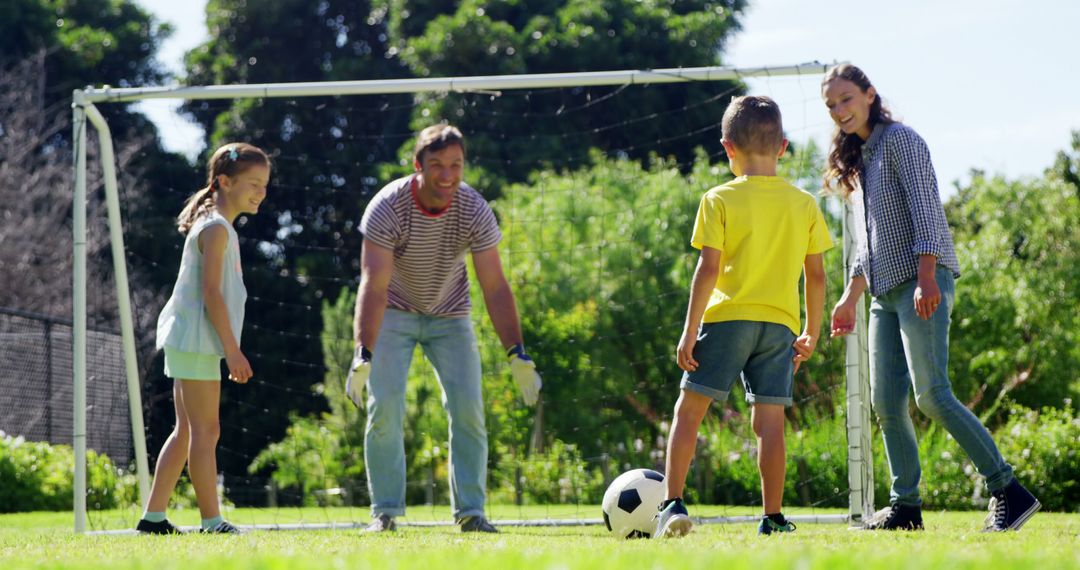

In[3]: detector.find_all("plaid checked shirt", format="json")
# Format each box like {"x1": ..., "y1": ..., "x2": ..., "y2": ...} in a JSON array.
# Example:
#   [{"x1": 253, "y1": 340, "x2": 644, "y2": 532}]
[{"x1": 852, "y1": 122, "x2": 961, "y2": 296}]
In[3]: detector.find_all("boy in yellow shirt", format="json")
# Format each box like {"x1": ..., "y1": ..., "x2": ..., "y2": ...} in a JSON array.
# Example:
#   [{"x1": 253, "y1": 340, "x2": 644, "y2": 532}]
[{"x1": 654, "y1": 95, "x2": 833, "y2": 538}]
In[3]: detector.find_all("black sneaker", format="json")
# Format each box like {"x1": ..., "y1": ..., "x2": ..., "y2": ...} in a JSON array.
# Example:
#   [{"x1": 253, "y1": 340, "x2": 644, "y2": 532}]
[
  {"x1": 459, "y1": 515, "x2": 499, "y2": 533},
  {"x1": 135, "y1": 518, "x2": 184, "y2": 535},
  {"x1": 363, "y1": 513, "x2": 397, "y2": 533},
  {"x1": 201, "y1": 520, "x2": 243, "y2": 534},
  {"x1": 653, "y1": 498, "x2": 692, "y2": 538},
  {"x1": 758, "y1": 515, "x2": 796, "y2": 535},
  {"x1": 862, "y1": 503, "x2": 924, "y2": 531},
  {"x1": 983, "y1": 479, "x2": 1041, "y2": 532}
]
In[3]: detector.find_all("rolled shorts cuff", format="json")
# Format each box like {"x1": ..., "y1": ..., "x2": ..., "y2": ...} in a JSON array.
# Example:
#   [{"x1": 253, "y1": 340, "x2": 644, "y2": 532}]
[
  {"x1": 680, "y1": 377, "x2": 727, "y2": 401},
  {"x1": 745, "y1": 393, "x2": 793, "y2": 407}
]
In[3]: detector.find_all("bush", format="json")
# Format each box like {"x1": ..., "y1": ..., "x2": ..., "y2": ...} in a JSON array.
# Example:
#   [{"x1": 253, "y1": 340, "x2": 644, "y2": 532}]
[
  {"x1": 0, "y1": 432, "x2": 137, "y2": 512},
  {"x1": 490, "y1": 439, "x2": 606, "y2": 505},
  {"x1": 994, "y1": 403, "x2": 1080, "y2": 512}
]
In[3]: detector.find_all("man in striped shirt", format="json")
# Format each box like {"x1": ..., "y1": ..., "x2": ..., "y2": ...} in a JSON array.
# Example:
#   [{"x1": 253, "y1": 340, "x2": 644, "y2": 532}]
[{"x1": 346, "y1": 124, "x2": 542, "y2": 534}]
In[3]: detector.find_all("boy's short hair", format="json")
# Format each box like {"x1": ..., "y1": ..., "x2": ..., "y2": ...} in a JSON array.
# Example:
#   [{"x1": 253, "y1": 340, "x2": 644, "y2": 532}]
[
  {"x1": 414, "y1": 124, "x2": 466, "y2": 163},
  {"x1": 721, "y1": 95, "x2": 784, "y2": 155}
]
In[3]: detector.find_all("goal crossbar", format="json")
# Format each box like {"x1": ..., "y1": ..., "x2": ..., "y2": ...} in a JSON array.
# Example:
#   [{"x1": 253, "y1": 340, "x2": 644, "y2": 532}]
[
  {"x1": 79, "y1": 62, "x2": 832, "y2": 103},
  {"x1": 70, "y1": 61, "x2": 870, "y2": 534}
]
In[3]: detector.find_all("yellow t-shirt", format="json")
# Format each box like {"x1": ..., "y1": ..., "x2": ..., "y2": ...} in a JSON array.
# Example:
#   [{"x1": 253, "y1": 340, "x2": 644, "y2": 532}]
[{"x1": 691, "y1": 175, "x2": 833, "y2": 334}]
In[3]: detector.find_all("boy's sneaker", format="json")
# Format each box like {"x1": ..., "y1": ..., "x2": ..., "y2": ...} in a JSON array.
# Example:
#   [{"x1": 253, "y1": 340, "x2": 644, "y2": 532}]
[
  {"x1": 135, "y1": 518, "x2": 183, "y2": 535},
  {"x1": 201, "y1": 520, "x2": 242, "y2": 534},
  {"x1": 758, "y1": 515, "x2": 796, "y2": 536},
  {"x1": 653, "y1": 498, "x2": 693, "y2": 538},
  {"x1": 459, "y1": 515, "x2": 499, "y2": 533},
  {"x1": 983, "y1": 479, "x2": 1041, "y2": 532},
  {"x1": 364, "y1": 513, "x2": 397, "y2": 533},
  {"x1": 862, "y1": 503, "x2": 924, "y2": 531}
]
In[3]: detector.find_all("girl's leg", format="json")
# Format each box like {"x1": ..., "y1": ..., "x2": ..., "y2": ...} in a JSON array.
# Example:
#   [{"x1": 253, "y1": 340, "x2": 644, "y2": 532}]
[
  {"x1": 178, "y1": 379, "x2": 222, "y2": 519},
  {"x1": 663, "y1": 390, "x2": 712, "y2": 500},
  {"x1": 144, "y1": 380, "x2": 191, "y2": 513},
  {"x1": 751, "y1": 403, "x2": 786, "y2": 514}
]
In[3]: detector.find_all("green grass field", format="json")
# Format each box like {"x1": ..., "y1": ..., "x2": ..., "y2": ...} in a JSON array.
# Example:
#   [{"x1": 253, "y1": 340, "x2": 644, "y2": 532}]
[{"x1": 2, "y1": 506, "x2": 1078, "y2": 569}]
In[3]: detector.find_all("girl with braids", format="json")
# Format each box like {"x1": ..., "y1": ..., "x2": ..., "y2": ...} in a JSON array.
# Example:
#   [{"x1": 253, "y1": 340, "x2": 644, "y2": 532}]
[
  {"x1": 137, "y1": 143, "x2": 270, "y2": 535},
  {"x1": 822, "y1": 64, "x2": 1039, "y2": 532}
]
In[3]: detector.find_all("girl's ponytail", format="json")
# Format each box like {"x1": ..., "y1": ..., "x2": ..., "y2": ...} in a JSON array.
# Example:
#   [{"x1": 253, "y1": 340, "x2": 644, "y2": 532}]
[{"x1": 177, "y1": 184, "x2": 216, "y2": 235}]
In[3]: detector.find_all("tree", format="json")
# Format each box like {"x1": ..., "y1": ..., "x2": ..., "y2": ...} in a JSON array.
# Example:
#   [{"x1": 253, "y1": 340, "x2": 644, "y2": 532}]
[
  {"x1": 390, "y1": 0, "x2": 748, "y2": 187},
  {"x1": 944, "y1": 165, "x2": 1080, "y2": 419}
]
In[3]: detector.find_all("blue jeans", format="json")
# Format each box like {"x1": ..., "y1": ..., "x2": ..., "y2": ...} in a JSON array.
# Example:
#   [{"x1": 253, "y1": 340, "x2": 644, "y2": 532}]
[
  {"x1": 365, "y1": 309, "x2": 487, "y2": 520},
  {"x1": 869, "y1": 268, "x2": 1013, "y2": 506}
]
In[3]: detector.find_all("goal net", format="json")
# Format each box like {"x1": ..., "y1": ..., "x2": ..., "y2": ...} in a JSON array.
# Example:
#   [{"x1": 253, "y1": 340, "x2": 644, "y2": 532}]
[{"x1": 70, "y1": 63, "x2": 873, "y2": 534}]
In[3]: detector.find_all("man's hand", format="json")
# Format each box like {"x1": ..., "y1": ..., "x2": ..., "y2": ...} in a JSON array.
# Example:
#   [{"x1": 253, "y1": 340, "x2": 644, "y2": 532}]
[
  {"x1": 507, "y1": 344, "x2": 542, "y2": 406},
  {"x1": 345, "y1": 345, "x2": 372, "y2": 408}
]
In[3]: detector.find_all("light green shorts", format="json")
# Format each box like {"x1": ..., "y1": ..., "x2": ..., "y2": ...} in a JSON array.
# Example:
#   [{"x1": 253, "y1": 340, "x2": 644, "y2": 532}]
[{"x1": 163, "y1": 347, "x2": 222, "y2": 381}]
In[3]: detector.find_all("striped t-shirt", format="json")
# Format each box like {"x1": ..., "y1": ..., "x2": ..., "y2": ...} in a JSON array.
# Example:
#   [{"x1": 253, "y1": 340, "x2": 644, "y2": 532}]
[{"x1": 360, "y1": 174, "x2": 502, "y2": 316}]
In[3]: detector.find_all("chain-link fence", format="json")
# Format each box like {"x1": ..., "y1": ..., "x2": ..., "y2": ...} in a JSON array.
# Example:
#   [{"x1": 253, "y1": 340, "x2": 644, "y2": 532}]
[{"x1": 0, "y1": 307, "x2": 133, "y2": 466}]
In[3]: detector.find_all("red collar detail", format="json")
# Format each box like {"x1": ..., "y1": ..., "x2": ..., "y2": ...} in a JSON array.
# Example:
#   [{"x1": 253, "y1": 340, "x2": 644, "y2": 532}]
[{"x1": 410, "y1": 175, "x2": 453, "y2": 218}]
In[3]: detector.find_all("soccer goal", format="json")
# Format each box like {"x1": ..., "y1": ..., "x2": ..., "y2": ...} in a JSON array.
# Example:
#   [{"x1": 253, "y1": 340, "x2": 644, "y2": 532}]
[{"x1": 71, "y1": 62, "x2": 873, "y2": 534}]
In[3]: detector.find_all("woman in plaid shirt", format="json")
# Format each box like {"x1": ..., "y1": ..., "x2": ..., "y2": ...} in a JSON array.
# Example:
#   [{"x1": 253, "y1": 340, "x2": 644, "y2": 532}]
[{"x1": 822, "y1": 64, "x2": 1039, "y2": 532}]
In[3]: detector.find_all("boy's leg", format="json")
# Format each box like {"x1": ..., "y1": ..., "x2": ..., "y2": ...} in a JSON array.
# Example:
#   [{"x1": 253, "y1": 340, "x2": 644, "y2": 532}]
[
  {"x1": 751, "y1": 403, "x2": 786, "y2": 515},
  {"x1": 656, "y1": 389, "x2": 709, "y2": 538},
  {"x1": 365, "y1": 309, "x2": 418, "y2": 520},
  {"x1": 740, "y1": 322, "x2": 795, "y2": 522},
  {"x1": 663, "y1": 389, "x2": 713, "y2": 500},
  {"x1": 422, "y1": 316, "x2": 488, "y2": 523}
]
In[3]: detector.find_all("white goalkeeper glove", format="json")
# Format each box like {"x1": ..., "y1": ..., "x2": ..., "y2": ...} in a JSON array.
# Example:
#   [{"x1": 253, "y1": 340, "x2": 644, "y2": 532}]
[
  {"x1": 345, "y1": 345, "x2": 372, "y2": 408},
  {"x1": 507, "y1": 343, "x2": 542, "y2": 406}
]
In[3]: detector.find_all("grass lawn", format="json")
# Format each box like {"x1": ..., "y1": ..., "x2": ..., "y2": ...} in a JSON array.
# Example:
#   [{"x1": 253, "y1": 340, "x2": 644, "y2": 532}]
[{"x1": 2, "y1": 506, "x2": 1078, "y2": 569}]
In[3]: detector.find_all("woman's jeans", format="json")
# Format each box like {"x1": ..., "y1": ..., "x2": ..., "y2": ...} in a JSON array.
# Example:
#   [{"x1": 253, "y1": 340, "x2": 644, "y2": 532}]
[
  {"x1": 364, "y1": 309, "x2": 487, "y2": 520},
  {"x1": 869, "y1": 268, "x2": 1013, "y2": 506}
]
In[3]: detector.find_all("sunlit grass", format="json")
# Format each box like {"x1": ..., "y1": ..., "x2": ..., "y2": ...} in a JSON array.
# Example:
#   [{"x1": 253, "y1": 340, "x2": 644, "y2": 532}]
[{"x1": 2, "y1": 507, "x2": 1078, "y2": 570}]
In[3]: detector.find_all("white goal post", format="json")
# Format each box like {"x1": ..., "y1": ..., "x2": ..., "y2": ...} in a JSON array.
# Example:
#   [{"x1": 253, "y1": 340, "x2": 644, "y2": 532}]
[{"x1": 70, "y1": 62, "x2": 871, "y2": 533}]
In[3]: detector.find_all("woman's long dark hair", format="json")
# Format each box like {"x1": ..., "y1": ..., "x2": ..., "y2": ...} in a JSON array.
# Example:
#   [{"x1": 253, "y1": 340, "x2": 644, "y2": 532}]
[{"x1": 822, "y1": 64, "x2": 894, "y2": 196}]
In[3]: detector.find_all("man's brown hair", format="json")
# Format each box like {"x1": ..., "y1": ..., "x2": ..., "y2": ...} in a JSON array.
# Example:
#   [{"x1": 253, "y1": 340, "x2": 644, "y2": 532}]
[{"x1": 413, "y1": 124, "x2": 466, "y2": 163}]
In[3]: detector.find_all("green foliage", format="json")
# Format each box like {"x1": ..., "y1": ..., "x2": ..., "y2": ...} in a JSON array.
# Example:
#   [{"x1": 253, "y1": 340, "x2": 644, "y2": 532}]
[
  {"x1": 391, "y1": 0, "x2": 748, "y2": 187},
  {"x1": 944, "y1": 167, "x2": 1080, "y2": 419},
  {"x1": 0, "y1": 433, "x2": 136, "y2": 513},
  {"x1": 995, "y1": 404, "x2": 1080, "y2": 512},
  {"x1": 490, "y1": 439, "x2": 606, "y2": 505}
]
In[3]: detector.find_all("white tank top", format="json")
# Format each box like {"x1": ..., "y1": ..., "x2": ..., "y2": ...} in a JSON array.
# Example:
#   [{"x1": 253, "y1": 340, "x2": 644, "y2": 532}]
[{"x1": 155, "y1": 211, "x2": 247, "y2": 356}]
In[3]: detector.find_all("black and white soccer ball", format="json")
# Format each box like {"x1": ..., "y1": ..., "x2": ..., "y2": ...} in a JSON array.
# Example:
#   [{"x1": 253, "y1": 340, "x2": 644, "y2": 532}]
[{"x1": 601, "y1": 468, "x2": 665, "y2": 539}]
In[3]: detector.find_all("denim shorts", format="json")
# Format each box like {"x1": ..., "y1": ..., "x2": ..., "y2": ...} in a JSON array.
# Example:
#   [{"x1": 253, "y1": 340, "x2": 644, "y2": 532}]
[
  {"x1": 163, "y1": 347, "x2": 222, "y2": 381},
  {"x1": 680, "y1": 320, "x2": 796, "y2": 407}
]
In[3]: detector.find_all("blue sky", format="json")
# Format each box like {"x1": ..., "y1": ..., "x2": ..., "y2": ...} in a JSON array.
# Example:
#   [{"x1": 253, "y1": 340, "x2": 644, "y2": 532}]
[{"x1": 134, "y1": 0, "x2": 1079, "y2": 198}]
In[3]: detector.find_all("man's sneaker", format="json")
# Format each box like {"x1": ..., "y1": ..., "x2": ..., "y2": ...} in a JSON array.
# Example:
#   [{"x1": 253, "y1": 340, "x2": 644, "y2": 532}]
[
  {"x1": 758, "y1": 515, "x2": 797, "y2": 536},
  {"x1": 201, "y1": 520, "x2": 243, "y2": 534},
  {"x1": 135, "y1": 518, "x2": 183, "y2": 535},
  {"x1": 983, "y1": 479, "x2": 1041, "y2": 532},
  {"x1": 364, "y1": 513, "x2": 397, "y2": 533},
  {"x1": 862, "y1": 503, "x2": 924, "y2": 531},
  {"x1": 459, "y1": 515, "x2": 499, "y2": 533},
  {"x1": 653, "y1": 498, "x2": 693, "y2": 538}
]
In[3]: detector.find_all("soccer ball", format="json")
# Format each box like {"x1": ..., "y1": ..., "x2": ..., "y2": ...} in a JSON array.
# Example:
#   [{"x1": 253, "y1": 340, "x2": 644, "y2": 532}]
[{"x1": 601, "y1": 468, "x2": 665, "y2": 539}]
